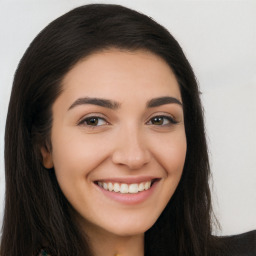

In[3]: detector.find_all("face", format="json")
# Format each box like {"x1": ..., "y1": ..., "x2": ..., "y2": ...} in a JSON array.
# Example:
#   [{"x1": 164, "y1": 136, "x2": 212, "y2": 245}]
[{"x1": 42, "y1": 49, "x2": 186, "y2": 238}]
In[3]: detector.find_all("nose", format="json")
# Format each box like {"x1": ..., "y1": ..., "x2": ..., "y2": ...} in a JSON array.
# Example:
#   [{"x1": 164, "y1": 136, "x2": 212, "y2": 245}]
[{"x1": 111, "y1": 126, "x2": 151, "y2": 170}]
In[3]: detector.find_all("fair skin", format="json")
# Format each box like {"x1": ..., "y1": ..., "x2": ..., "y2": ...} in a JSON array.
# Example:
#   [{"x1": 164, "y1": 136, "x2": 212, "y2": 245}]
[{"x1": 41, "y1": 49, "x2": 187, "y2": 256}]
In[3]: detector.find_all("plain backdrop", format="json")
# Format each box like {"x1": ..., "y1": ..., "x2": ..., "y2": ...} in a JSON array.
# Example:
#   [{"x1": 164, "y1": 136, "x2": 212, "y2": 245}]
[{"x1": 0, "y1": 0, "x2": 255, "y2": 236}]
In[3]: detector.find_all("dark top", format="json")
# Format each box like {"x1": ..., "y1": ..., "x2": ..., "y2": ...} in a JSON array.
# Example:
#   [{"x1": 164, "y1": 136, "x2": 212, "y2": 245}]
[
  {"x1": 38, "y1": 230, "x2": 256, "y2": 256},
  {"x1": 213, "y1": 230, "x2": 256, "y2": 256}
]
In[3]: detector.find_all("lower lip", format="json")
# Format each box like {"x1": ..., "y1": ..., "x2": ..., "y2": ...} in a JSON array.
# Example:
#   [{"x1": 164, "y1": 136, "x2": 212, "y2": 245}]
[{"x1": 95, "y1": 181, "x2": 159, "y2": 205}]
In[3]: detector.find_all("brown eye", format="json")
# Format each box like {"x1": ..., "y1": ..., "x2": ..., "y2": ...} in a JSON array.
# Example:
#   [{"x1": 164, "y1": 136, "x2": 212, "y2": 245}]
[
  {"x1": 79, "y1": 117, "x2": 107, "y2": 127},
  {"x1": 86, "y1": 118, "x2": 99, "y2": 126},
  {"x1": 148, "y1": 116, "x2": 177, "y2": 126},
  {"x1": 151, "y1": 116, "x2": 165, "y2": 125}
]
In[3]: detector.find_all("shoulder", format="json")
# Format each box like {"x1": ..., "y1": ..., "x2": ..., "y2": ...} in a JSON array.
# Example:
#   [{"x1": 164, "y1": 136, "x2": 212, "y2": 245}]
[{"x1": 211, "y1": 230, "x2": 256, "y2": 256}]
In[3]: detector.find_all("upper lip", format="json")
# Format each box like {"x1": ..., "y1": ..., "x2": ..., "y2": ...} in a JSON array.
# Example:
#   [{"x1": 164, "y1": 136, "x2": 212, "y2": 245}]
[{"x1": 94, "y1": 176, "x2": 160, "y2": 184}]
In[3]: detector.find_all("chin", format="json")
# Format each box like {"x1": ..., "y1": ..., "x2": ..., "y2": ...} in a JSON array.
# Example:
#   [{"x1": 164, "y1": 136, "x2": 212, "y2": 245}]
[{"x1": 103, "y1": 216, "x2": 157, "y2": 237}]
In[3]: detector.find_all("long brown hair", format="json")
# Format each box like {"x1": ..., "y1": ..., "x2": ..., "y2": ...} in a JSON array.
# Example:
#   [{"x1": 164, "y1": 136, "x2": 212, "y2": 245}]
[{"x1": 1, "y1": 4, "x2": 215, "y2": 256}]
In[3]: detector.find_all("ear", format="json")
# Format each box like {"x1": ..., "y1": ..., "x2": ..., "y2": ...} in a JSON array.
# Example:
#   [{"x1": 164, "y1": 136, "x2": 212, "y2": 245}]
[{"x1": 40, "y1": 145, "x2": 54, "y2": 169}]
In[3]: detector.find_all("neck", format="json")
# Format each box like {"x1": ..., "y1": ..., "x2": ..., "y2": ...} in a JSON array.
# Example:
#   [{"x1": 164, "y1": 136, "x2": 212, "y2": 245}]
[{"x1": 85, "y1": 225, "x2": 144, "y2": 256}]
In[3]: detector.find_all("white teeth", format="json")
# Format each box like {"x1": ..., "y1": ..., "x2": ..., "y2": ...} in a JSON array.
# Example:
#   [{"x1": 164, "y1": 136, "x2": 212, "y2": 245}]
[
  {"x1": 108, "y1": 182, "x2": 113, "y2": 191},
  {"x1": 97, "y1": 180, "x2": 152, "y2": 194},
  {"x1": 120, "y1": 184, "x2": 129, "y2": 193},
  {"x1": 138, "y1": 182, "x2": 144, "y2": 191},
  {"x1": 145, "y1": 181, "x2": 150, "y2": 190},
  {"x1": 113, "y1": 183, "x2": 120, "y2": 192},
  {"x1": 129, "y1": 184, "x2": 138, "y2": 193},
  {"x1": 103, "y1": 183, "x2": 108, "y2": 190}
]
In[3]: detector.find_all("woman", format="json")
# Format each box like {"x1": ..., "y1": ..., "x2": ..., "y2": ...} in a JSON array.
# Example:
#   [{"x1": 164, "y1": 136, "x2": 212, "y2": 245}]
[{"x1": 0, "y1": 4, "x2": 255, "y2": 256}]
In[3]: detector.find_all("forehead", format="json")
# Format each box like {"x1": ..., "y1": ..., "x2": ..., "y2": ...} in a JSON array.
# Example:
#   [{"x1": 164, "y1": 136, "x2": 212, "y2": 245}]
[{"x1": 60, "y1": 49, "x2": 181, "y2": 104}]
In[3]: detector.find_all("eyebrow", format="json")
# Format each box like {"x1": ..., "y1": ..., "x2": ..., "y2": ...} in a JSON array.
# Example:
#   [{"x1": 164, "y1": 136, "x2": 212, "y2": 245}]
[
  {"x1": 68, "y1": 96, "x2": 182, "y2": 111},
  {"x1": 68, "y1": 97, "x2": 120, "y2": 110},
  {"x1": 147, "y1": 96, "x2": 182, "y2": 108}
]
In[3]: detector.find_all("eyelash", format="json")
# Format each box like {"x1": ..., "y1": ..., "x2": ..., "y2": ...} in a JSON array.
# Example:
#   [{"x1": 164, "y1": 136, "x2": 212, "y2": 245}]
[
  {"x1": 78, "y1": 115, "x2": 177, "y2": 128},
  {"x1": 78, "y1": 116, "x2": 108, "y2": 128},
  {"x1": 146, "y1": 115, "x2": 178, "y2": 126}
]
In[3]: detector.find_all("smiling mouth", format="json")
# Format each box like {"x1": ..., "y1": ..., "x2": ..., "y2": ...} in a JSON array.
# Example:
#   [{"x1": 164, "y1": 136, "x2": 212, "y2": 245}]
[{"x1": 95, "y1": 179, "x2": 158, "y2": 194}]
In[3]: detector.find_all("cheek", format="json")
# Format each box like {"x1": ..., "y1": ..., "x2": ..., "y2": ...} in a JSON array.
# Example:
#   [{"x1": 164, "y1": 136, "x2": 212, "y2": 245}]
[
  {"x1": 146, "y1": 130, "x2": 186, "y2": 216},
  {"x1": 50, "y1": 128, "x2": 113, "y2": 181},
  {"x1": 50, "y1": 129, "x2": 115, "y2": 213},
  {"x1": 151, "y1": 129, "x2": 187, "y2": 177}
]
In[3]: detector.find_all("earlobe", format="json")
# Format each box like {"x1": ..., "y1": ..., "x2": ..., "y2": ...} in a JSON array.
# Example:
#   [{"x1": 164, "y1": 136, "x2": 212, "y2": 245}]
[{"x1": 40, "y1": 146, "x2": 54, "y2": 169}]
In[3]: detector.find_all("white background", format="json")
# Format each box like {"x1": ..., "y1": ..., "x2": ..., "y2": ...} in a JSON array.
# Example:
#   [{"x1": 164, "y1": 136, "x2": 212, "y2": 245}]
[{"x1": 0, "y1": 0, "x2": 255, "y2": 236}]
